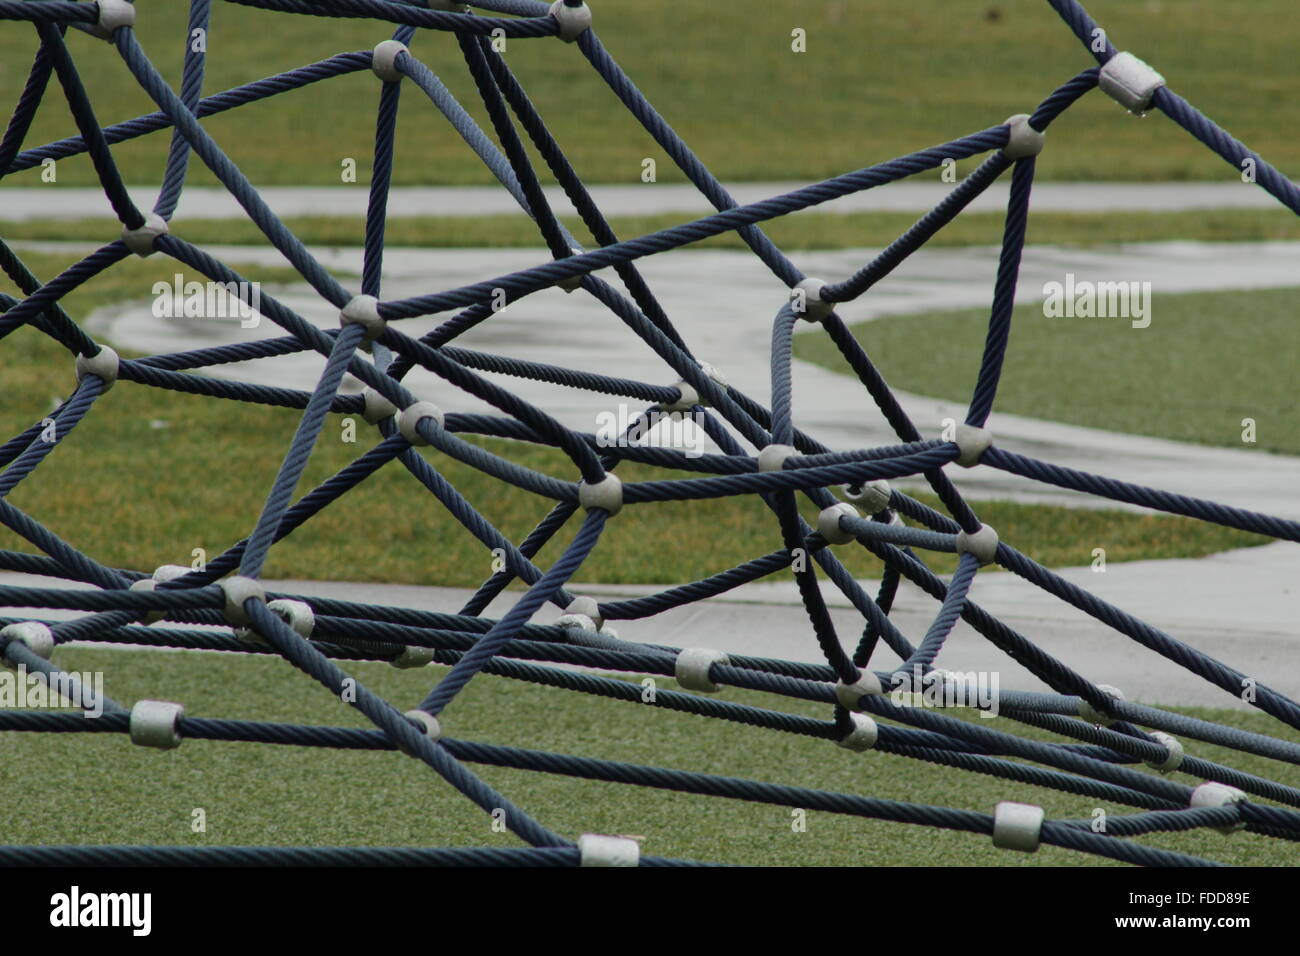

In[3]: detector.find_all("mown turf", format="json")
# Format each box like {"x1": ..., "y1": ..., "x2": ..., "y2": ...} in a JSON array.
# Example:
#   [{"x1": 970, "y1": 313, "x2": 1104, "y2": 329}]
[
  {"x1": 0, "y1": 251, "x2": 1269, "y2": 588},
  {"x1": 792, "y1": 286, "x2": 1300, "y2": 457},
  {"x1": 1, "y1": 1, "x2": 1297, "y2": 187},
  {"x1": 7, "y1": 206, "x2": 1300, "y2": 252},
  {"x1": 2, "y1": 647, "x2": 1296, "y2": 865}
]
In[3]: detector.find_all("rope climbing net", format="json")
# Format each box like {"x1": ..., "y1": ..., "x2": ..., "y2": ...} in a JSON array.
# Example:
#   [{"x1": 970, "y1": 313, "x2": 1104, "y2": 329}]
[{"x1": 1, "y1": 0, "x2": 1298, "y2": 868}]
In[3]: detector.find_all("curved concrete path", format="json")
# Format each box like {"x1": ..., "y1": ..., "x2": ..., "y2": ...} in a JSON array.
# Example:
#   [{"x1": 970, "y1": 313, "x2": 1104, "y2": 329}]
[
  {"x1": 3, "y1": 180, "x2": 1295, "y2": 221},
  {"x1": 74, "y1": 238, "x2": 1300, "y2": 517},
  {"x1": 10, "y1": 236, "x2": 1299, "y2": 708}
]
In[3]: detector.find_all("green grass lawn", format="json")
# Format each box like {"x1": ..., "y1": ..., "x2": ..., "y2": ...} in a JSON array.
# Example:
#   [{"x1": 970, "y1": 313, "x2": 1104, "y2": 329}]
[
  {"x1": 7, "y1": 206, "x2": 1300, "y2": 252},
  {"x1": 1, "y1": 0, "x2": 1298, "y2": 187},
  {"x1": 3, "y1": 647, "x2": 1296, "y2": 865},
  {"x1": 0, "y1": 250, "x2": 1269, "y2": 588},
  {"x1": 793, "y1": 286, "x2": 1300, "y2": 456}
]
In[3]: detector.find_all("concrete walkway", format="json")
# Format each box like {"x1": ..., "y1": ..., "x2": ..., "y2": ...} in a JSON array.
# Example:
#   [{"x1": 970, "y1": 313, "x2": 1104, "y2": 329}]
[
  {"x1": 3, "y1": 180, "x2": 1295, "y2": 221},
  {"x1": 9, "y1": 235, "x2": 1298, "y2": 710},
  {"x1": 72, "y1": 237, "x2": 1300, "y2": 518},
  {"x1": 8, "y1": 542, "x2": 1296, "y2": 708}
]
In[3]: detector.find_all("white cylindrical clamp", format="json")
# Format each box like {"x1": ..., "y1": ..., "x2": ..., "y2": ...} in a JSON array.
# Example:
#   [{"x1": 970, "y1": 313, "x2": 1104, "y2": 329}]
[
  {"x1": 698, "y1": 362, "x2": 728, "y2": 389},
  {"x1": 398, "y1": 401, "x2": 445, "y2": 445},
  {"x1": 578, "y1": 833, "x2": 640, "y2": 867},
  {"x1": 401, "y1": 709, "x2": 442, "y2": 753},
  {"x1": 392, "y1": 644, "x2": 436, "y2": 669},
  {"x1": 555, "y1": 612, "x2": 597, "y2": 634},
  {"x1": 1144, "y1": 730, "x2": 1184, "y2": 773},
  {"x1": 1, "y1": 622, "x2": 54, "y2": 662},
  {"x1": 817, "y1": 502, "x2": 860, "y2": 545},
  {"x1": 756, "y1": 443, "x2": 797, "y2": 473},
  {"x1": 1099, "y1": 51, "x2": 1166, "y2": 114},
  {"x1": 269, "y1": 599, "x2": 314, "y2": 638},
  {"x1": 129, "y1": 699, "x2": 185, "y2": 750},
  {"x1": 837, "y1": 712, "x2": 879, "y2": 752},
  {"x1": 556, "y1": 248, "x2": 586, "y2": 292},
  {"x1": 549, "y1": 0, "x2": 592, "y2": 43},
  {"x1": 371, "y1": 40, "x2": 408, "y2": 82},
  {"x1": 340, "y1": 294, "x2": 386, "y2": 341},
  {"x1": 951, "y1": 423, "x2": 992, "y2": 467},
  {"x1": 153, "y1": 564, "x2": 190, "y2": 583},
  {"x1": 578, "y1": 473, "x2": 623, "y2": 516},
  {"x1": 1189, "y1": 782, "x2": 1247, "y2": 834},
  {"x1": 791, "y1": 278, "x2": 832, "y2": 323},
  {"x1": 218, "y1": 575, "x2": 265, "y2": 626},
  {"x1": 89, "y1": 0, "x2": 136, "y2": 40},
  {"x1": 121, "y1": 212, "x2": 168, "y2": 257},
  {"x1": 843, "y1": 479, "x2": 891, "y2": 514},
  {"x1": 128, "y1": 578, "x2": 166, "y2": 625},
  {"x1": 662, "y1": 380, "x2": 699, "y2": 413},
  {"x1": 1001, "y1": 114, "x2": 1045, "y2": 160},
  {"x1": 835, "y1": 671, "x2": 883, "y2": 711},
  {"x1": 233, "y1": 598, "x2": 312, "y2": 643},
  {"x1": 954, "y1": 523, "x2": 999, "y2": 566},
  {"x1": 75, "y1": 345, "x2": 119, "y2": 392},
  {"x1": 1078, "y1": 684, "x2": 1125, "y2": 726},
  {"x1": 675, "y1": 647, "x2": 729, "y2": 693},
  {"x1": 565, "y1": 596, "x2": 603, "y2": 630},
  {"x1": 992, "y1": 801, "x2": 1044, "y2": 852},
  {"x1": 360, "y1": 387, "x2": 398, "y2": 425}
]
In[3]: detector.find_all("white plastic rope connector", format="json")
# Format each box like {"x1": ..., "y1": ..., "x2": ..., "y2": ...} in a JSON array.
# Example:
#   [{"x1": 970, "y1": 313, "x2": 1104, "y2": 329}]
[
  {"x1": 128, "y1": 578, "x2": 166, "y2": 625},
  {"x1": 951, "y1": 423, "x2": 992, "y2": 467},
  {"x1": 75, "y1": 345, "x2": 120, "y2": 392},
  {"x1": 549, "y1": 1, "x2": 592, "y2": 43},
  {"x1": 398, "y1": 401, "x2": 445, "y2": 446},
  {"x1": 236, "y1": 598, "x2": 314, "y2": 644},
  {"x1": 662, "y1": 379, "x2": 699, "y2": 413},
  {"x1": 89, "y1": 0, "x2": 136, "y2": 40},
  {"x1": 360, "y1": 387, "x2": 398, "y2": 425},
  {"x1": 1099, "y1": 51, "x2": 1166, "y2": 115},
  {"x1": 578, "y1": 833, "x2": 639, "y2": 866},
  {"x1": 790, "y1": 278, "x2": 832, "y2": 323},
  {"x1": 955, "y1": 523, "x2": 999, "y2": 566},
  {"x1": 556, "y1": 247, "x2": 586, "y2": 292},
  {"x1": 392, "y1": 645, "x2": 436, "y2": 669},
  {"x1": 153, "y1": 564, "x2": 189, "y2": 583},
  {"x1": 340, "y1": 294, "x2": 386, "y2": 341},
  {"x1": 992, "y1": 800, "x2": 1045, "y2": 852},
  {"x1": 1, "y1": 622, "x2": 54, "y2": 662},
  {"x1": 698, "y1": 362, "x2": 728, "y2": 389},
  {"x1": 1001, "y1": 114, "x2": 1045, "y2": 160},
  {"x1": 397, "y1": 709, "x2": 442, "y2": 755},
  {"x1": 218, "y1": 575, "x2": 265, "y2": 627},
  {"x1": 121, "y1": 212, "x2": 168, "y2": 257},
  {"x1": 1189, "y1": 782, "x2": 1247, "y2": 834},
  {"x1": 1144, "y1": 730, "x2": 1185, "y2": 773},
  {"x1": 129, "y1": 699, "x2": 185, "y2": 750},
  {"x1": 675, "y1": 647, "x2": 729, "y2": 692},
  {"x1": 555, "y1": 612, "x2": 597, "y2": 635},
  {"x1": 835, "y1": 670, "x2": 882, "y2": 711},
  {"x1": 1078, "y1": 684, "x2": 1125, "y2": 726},
  {"x1": 843, "y1": 479, "x2": 891, "y2": 514},
  {"x1": 837, "y1": 712, "x2": 879, "y2": 752},
  {"x1": 565, "y1": 596, "x2": 603, "y2": 630},
  {"x1": 578, "y1": 473, "x2": 623, "y2": 516},
  {"x1": 371, "y1": 39, "x2": 408, "y2": 83},
  {"x1": 756, "y1": 443, "x2": 797, "y2": 472},
  {"x1": 817, "y1": 502, "x2": 860, "y2": 545}
]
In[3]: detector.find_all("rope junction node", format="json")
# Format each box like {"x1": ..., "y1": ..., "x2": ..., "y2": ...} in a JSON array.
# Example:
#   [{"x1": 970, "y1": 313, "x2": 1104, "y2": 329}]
[{"x1": 0, "y1": 0, "x2": 1298, "y2": 867}]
